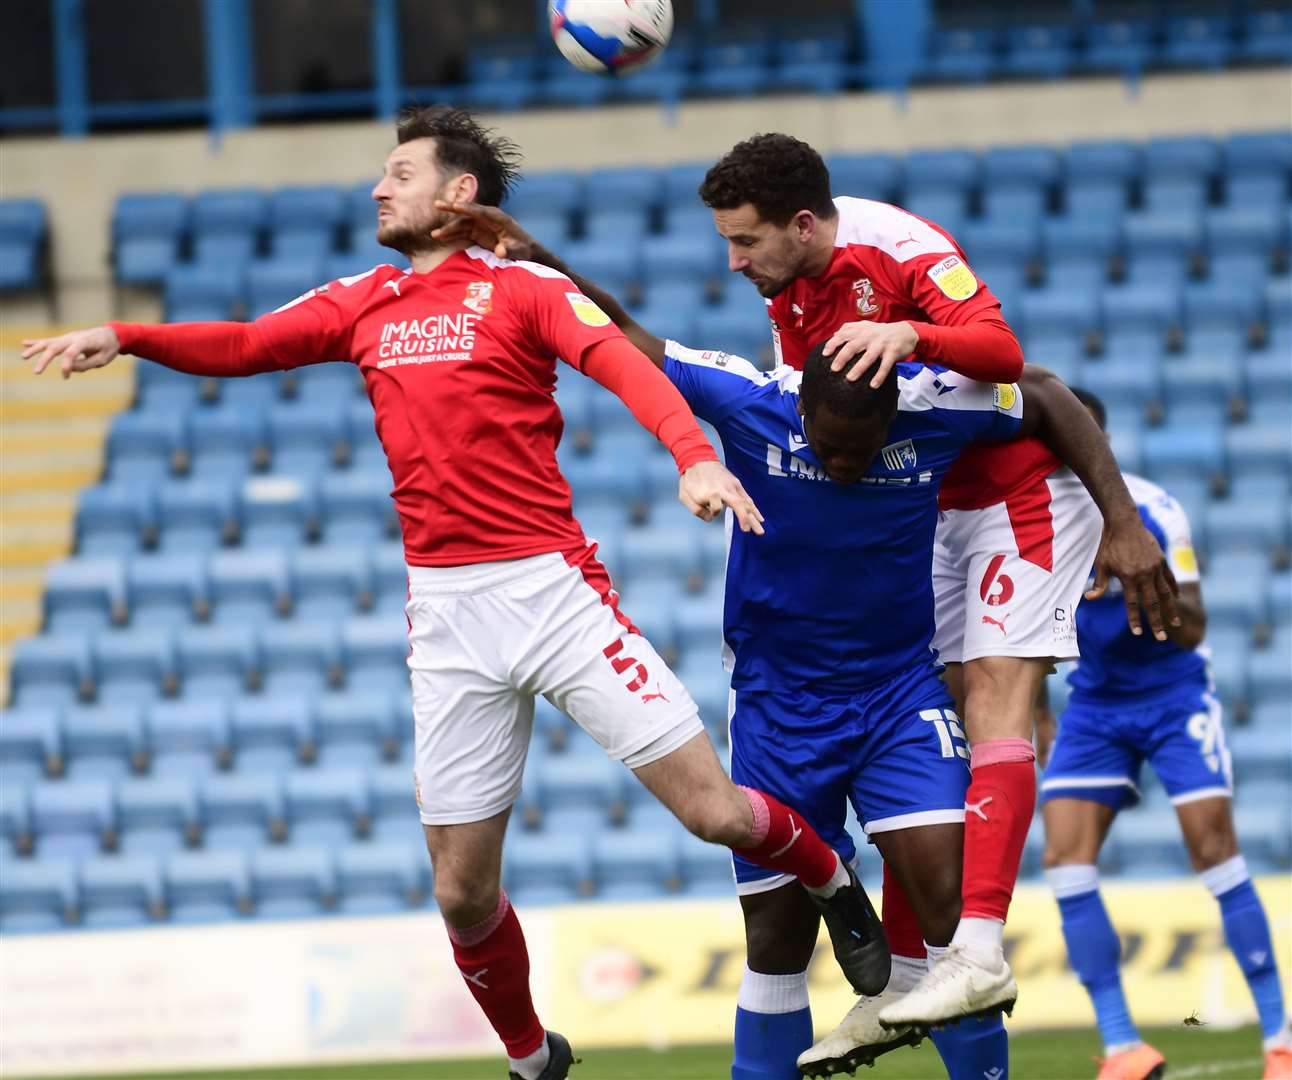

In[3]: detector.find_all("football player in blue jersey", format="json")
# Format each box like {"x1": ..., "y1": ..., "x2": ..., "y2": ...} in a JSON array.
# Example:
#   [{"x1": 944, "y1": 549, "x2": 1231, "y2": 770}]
[
  {"x1": 1037, "y1": 389, "x2": 1291, "y2": 1080},
  {"x1": 430, "y1": 202, "x2": 1172, "y2": 1080}
]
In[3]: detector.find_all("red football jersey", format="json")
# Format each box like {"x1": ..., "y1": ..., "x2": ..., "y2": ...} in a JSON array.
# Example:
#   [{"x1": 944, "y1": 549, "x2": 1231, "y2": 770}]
[
  {"x1": 234, "y1": 248, "x2": 625, "y2": 565},
  {"x1": 767, "y1": 197, "x2": 1059, "y2": 510}
]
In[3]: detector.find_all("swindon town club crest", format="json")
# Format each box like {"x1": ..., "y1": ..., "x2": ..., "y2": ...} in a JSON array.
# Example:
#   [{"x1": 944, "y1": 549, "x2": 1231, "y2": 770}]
[
  {"x1": 851, "y1": 277, "x2": 879, "y2": 316},
  {"x1": 463, "y1": 280, "x2": 494, "y2": 315}
]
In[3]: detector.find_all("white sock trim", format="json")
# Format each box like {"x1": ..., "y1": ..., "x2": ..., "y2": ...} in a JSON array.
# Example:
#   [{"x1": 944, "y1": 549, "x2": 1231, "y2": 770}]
[
  {"x1": 1200, "y1": 854, "x2": 1250, "y2": 898},
  {"x1": 1263, "y1": 1020, "x2": 1292, "y2": 1053},
  {"x1": 924, "y1": 942, "x2": 948, "y2": 972},
  {"x1": 891, "y1": 953, "x2": 927, "y2": 993},
  {"x1": 1046, "y1": 863, "x2": 1099, "y2": 899},
  {"x1": 951, "y1": 917, "x2": 1005, "y2": 964},
  {"x1": 507, "y1": 1037, "x2": 551, "y2": 1080},
  {"x1": 737, "y1": 965, "x2": 810, "y2": 1014},
  {"x1": 1105, "y1": 1039, "x2": 1143, "y2": 1057}
]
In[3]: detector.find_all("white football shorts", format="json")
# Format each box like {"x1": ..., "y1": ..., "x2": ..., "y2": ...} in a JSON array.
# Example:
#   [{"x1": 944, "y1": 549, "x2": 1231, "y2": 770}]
[
  {"x1": 406, "y1": 549, "x2": 704, "y2": 825},
  {"x1": 931, "y1": 469, "x2": 1103, "y2": 665}
]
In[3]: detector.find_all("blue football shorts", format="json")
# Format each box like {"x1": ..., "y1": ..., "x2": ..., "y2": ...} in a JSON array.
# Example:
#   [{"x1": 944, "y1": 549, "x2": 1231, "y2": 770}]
[
  {"x1": 729, "y1": 665, "x2": 971, "y2": 894},
  {"x1": 1040, "y1": 686, "x2": 1233, "y2": 811}
]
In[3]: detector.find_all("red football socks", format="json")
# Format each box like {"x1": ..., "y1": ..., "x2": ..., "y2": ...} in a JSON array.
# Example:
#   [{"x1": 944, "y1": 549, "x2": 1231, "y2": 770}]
[
  {"x1": 960, "y1": 738, "x2": 1037, "y2": 922},
  {"x1": 735, "y1": 786, "x2": 840, "y2": 889},
  {"x1": 881, "y1": 862, "x2": 927, "y2": 959},
  {"x1": 445, "y1": 891, "x2": 546, "y2": 1059}
]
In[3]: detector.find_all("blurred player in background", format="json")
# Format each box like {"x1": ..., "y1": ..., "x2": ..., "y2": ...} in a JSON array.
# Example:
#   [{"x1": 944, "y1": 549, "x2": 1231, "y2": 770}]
[
  {"x1": 1038, "y1": 389, "x2": 1292, "y2": 1080},
  {"x1": 22, "y1": 106, "x2": 891, "y2": 1080},
  {"x1": 430, "y1": 199, "x2": 1186, "y2": 1080},
  {"x1": 700, "y1": 134, "x2": 1179, "y2": 1031}
]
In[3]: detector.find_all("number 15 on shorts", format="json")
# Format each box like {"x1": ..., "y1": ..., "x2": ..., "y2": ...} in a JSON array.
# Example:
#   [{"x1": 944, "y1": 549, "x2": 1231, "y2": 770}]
[{"x1": 920, "y1": 707, "x2": 970, "y2": 760}]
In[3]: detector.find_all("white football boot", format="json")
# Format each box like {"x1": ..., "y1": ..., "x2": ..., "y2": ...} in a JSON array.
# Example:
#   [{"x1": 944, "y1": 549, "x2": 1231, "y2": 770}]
[
  {"x1": 877, "y1": 945, "x2": 1017, "y2": 1030},
  {"x1": 797, "y1": 988, "x2": 924, "y2": 1077}
]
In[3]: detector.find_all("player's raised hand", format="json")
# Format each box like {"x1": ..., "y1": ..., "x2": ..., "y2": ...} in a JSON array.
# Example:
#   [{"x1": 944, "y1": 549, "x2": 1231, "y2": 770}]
[
  {"x1": 823, "y1": 320, "x2": 919, "y2": 388},
  {"x1": 22, "y1": 326, "x2": 122, "y2": 380},
  {"x1": 679, "y1": 460, "x2": 765, "y2": 535},
  {"x1": 1087, "y1": 517, "x2": 1180, "y2": 640},
  {"x1": 431, "y1": 200, "x2": 537, "y2": 261}
]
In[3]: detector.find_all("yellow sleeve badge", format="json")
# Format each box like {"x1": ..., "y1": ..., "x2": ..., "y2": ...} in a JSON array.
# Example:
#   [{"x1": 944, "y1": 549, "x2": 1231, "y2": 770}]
[
  {"x1": 927, "y1": 255, "x2": 979, "y2": 301},
  {"x1": 565, "y1": 291, "x2": 611, "y2": 327}
]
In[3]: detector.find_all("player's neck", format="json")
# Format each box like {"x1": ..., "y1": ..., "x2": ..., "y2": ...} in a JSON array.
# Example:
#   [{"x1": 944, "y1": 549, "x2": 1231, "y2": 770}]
[
  {"x1": 408, "y1": 242, "x2": 468, "y2": 275},
  {"x1": 801, "y1": 215, "x2": 839, "y2": 277}
]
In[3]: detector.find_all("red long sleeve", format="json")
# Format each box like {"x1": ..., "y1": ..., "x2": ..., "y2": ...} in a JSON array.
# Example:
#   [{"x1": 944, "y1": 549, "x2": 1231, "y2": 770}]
[
  {"x1": 579, "y1": 337, "x2": 718, "y2": 474},
  {"x1": 911, "y1": 312, "x2": 1024, "y2": 383},
  {"x1": 110, "y1": 321, "x2": 288, "y2": 377}
]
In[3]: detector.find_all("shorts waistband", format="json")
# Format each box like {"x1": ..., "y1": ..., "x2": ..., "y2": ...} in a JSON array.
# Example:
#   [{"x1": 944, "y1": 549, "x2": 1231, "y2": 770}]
[{"x1": 406, "y1": 552, "x2": 563, "y2": 595}]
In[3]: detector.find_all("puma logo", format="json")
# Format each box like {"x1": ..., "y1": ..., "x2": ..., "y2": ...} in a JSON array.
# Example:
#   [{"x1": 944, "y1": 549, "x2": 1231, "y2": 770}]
[
  {"x1": 383, "y1": 278, "x2": 403, "y2": 297},
  {"x1": 981, "y1": 612, "x2": 1011, "y2": 636},
  {"x1": 462, "y1": 967, "x2": 489, "y2": 989},
  {"x1": 770, "y1": 816, "x2": 803, "y2": 858},
  {"x1": 966, "y1": 797, "x2": 993, "y2": 821},
  {"x1": 641, "y1": 684, "x2": 670, "y2": 704},
  {"x1": 895, "y1": 232, "x2": 918, "y2": 250}
]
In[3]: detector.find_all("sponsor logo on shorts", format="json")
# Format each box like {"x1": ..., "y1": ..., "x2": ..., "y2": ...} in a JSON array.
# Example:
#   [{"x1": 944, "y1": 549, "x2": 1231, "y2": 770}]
[
  {"x1": 927, "y1": 255, "x2": 978, "y2": 301},
  {"x1": 979, "y1": 553, "x2": 1015, "y2": 606}
]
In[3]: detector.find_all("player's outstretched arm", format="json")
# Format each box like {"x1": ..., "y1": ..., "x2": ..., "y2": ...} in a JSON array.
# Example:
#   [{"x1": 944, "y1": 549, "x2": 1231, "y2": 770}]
[
  {"x1": 433, "y1": 199, "x2": 667, "y2": 367},
  {"x1": 1016, "y1": 364, "x2": 1180, "y2": 640},
  {"x1": 23, "y1": 326, "x2": 121, "y2": 379}
]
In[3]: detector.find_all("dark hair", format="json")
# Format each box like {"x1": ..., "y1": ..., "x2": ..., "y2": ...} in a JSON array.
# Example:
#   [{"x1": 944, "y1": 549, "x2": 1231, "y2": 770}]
[
  {"x1": 395, "y1": 105, "x2": 522, "y2": 207},
  {"x1": 1070, "y1": 386, "x2": 1107, "y2": 431},
  {"x1": 800, "y1": 341, "x2": 899, "y2": 420},
  {"x1": 699, "y1": 133, "x2": 836, "y2": 226}
]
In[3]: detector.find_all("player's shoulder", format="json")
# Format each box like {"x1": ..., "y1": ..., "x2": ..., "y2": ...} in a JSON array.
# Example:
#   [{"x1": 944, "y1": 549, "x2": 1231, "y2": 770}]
[
  {"x1": 462, "y1": 245, "x2": 572, "y2": 286},
  {"x1": 272, "y1": 263, "x2": 400, "y2": 315},
  {"x1": 832, "y1": 196, "x2": 959, "y2": 264},
  {"x1": 665, "y1": 339, "x2": 779, "y2": 388},
  {"x1": 896, "y1": 364, "x2": 1016, "y2": 417},
  {"x1": 1126, "y1": 472, "x2": 1189, "y2": 525}
]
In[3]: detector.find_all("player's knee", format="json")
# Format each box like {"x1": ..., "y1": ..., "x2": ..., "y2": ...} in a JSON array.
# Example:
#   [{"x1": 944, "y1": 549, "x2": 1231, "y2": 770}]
[
  {"x1": 679, "y1": 790, "x2": 750, "y2": 847},
  {"x1": 1187, "y1": 828, "x2": 1238, "y2": 872},
  {"x1": 433, "y1": 875, "x2": 502, "y2": 927}
]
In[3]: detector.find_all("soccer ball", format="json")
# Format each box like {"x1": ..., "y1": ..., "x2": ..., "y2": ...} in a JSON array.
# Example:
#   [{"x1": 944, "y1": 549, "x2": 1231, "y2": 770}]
[{"x1": 548, "y1": 0, "x2": 674, "y2": 76}]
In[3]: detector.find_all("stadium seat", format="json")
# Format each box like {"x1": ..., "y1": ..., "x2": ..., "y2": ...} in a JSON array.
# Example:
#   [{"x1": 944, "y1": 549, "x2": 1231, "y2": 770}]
[
  {"x1": 0, "y1": 706, "x2": 63, "y2": 786},
  {"x1": 289, "y1": 545, "x2": 373, "y2": 622},
  {"x1": 118, "y1": 775, "x2": 202, "y2": 856},
  {"x1": 245, "y1": 256, "x2": 325, "y2": 319},
  {"x1": 314, "y1": 692, "x2": 398, "y2": 768},
  {"x1": 191, "y1": 188, "x2": 267, "y2": 242},
  {"x1": 1227, "y1": 423, "x2": 1292, "y2": 481},
  {"x1": 267, "y1": 399, "x2": 347, "y2": 476},
  {"x1": 920, "y1": 27, "x2": 998, "y2": 84},
  {"x1": 112, "y1": 192, "x2": 188, "y2": 287},
  {"x1": 316, "y1": 472, "x2": 398, "y2": 549},
  {"x1": 128, "y1": 552, "x2": 211, "y2": 628},
  {"x1": 230, "y1": 697, "x2": 314, "y2": 774},
  {"x1": 1237, "y1": 9, "x2": 1292, "y2": 65},
  {"x1": 336, "y1": 843, "x2": 426, "y2": 914},
  {"x1": 76, "y1": 485, "x2": 156, "y2": 558},
  {"x1": 1081, "y1": 17, "x2": 1154, "y2": 75},
  {"x1": 1141, "y1": 426, "x2": 1225, "y2": 486},
  {"x1": 0, "y1": 782, "x2": 33, "y2": 858},
  {"x1": 826, "y1": 154, "x2": 900, "y2": 202},
  {"x1": 287, "y1": 769, "x2": 370, "y2": 846},
  {"x1": 176, "y1": 623, "x2": 259, "y2": 699},
  {"x1": 166, "y1": 850, "x2": 252, "y2": 922},
  {"x1": 42, "y1": 557, "x2": 129, "y2": 634},
  {"x1": 1001, "y1": 24, "x2": 1075, "y2": 80},
  {"x1": 592, "y1": 828, "x2": 681, "y2": 899},
  {"x1": 200, "y1": 773, "x2": 286, "y2": 853},
  {"x1": 504, "y1": 831, "x2": 593, "y2": 905},
  {"x1": 1063, "y1": 180, "x2": 1128, "y2": 221},
  {"x1": 187, "y1": 409, "x2": 268, "y2": 486},
  {"x1": 1231, "y1": 807, "x2": 1291, "y2": 870},
  {"x1": 1114, "y1": 809, "x2": 1192, "y2": 876},
  {"x1": 237, "y1": 474, "x2": 320, "y2": 550},
  {"x1": 163, "y1": 262, "x2": 243, "y2": 322},
  {"x1": 1076, "y1": 356, "x2": 1163, "y2": 411},
  {"x1": 208, "y1": 548, "x2": 292, "y2": 626},
  {"x1": 341, "y1": 615, "x2": 410, "y2": 695},
  {"x1": 537, "y1": 754, "x2": 625, "y2": 818},
  {"x1": 678, "y1": 826, "x2": 737, "y2": 894},
  {"x1": 1202, "y1": 556, "x2": 1270, "y2": 632},
  {"x1": 60, "y1": 704, "x2": 145, "y2": 782},
  {"x1": 1161, "y1": 14, "x2": 1234, "y2": 70},
  {"x1": 1249, "y1": 630, "x2": 1292, "y2": 705},
  {"x1": 1101, "y1": 284, "x2": 1182, "y2": 337},
  {"x1": 0, "y1": 198, "x2": 48, "y2": 293},
  {"x1": 0, "y1": 860, "x2": 78, "y2": 932},
  {"x1": 1204, "y1": 501, "x2": 1289, "y2": 559},
  {"x1": 107, "y1": 411, "x2": 186, "y2": 486},
  {"x1": 1143, "y1": 137, "x2": 1222, "y2": 183},
  {"x1": 93, "y1": 627, "x2": 178, "y2": 706},
  {"x1": 10, "y1": 633, "x2": 94, "y2": 707},
  {"x1": 31, "y1": 779, "x2": 116, "y2": 861},
  {"x1": 146, "y1": 700, "x2": 231, "y2": 781},
  {"x1": 1144, "y1": 176, "x2": 1208, "y2": 216},
  {"x1": 80, "y1": 854, "x2": 166, "y2": 928},
  {"x1": 1228, "y1": 725, "x2": 1292, "y2": 785},
  {"x1": 258, "y1": 621, "x2": 342, "y2": 696},
  {"x1": 1020, "y1": 286, "x2": 1101, "y2": 340}
]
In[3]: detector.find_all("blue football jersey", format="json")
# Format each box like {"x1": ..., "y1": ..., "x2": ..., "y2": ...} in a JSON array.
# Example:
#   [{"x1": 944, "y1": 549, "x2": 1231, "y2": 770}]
[
  {"x1": 662, "y1": 342, "x2": 1023, "y2": 691},
  {"x1": 1067, "y1": 473, "x2": 1208, "y2": 703}
]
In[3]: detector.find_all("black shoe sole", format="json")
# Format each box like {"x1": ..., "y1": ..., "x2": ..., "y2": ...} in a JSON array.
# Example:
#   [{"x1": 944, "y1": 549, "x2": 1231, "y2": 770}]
[{"x1": 798, "y1": 1029, "x2": 926, "y2": 1077}]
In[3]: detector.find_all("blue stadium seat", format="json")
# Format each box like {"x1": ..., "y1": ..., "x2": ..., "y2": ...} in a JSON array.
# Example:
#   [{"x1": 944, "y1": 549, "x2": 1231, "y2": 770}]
[
  {"x1": 961, "y1": 222, "x2": 1041, "y2": 265},
  {"x1": 245, "y1": 256, "x2": 325, "y2": 319},
  {"x1": 292, "y1": 362, "x2": 362, "y2": 405},
  {"x1": 10, "y1": 633, "x2": 94, "y2": 707},
  {"x1": 368, "y1": 763, "x2": 420, "y2": 846},
  {"x1": 1065, "y1": 140, "x2": 1140, "y2": 184},
  {"x1": 166, "y1": 850, "x2": 252, "y2": 922},
  {"x1": 825, "y1": 154, "x2": 899, "y2": 202},
  {"x1": 1249, "y1": 630, "x2": 1292, "y2": 706},
  {"x1": 581, "y1": 206, "x2": 649, "y2": 246},
  {"x1": 921, "y1": 27, "x2": 998, "y2": 83},
  {"x1": 267, "y1": 400, "x2": 347, "y2": 477},
  {"x1": 341, "y1": 615, "x2": 410, "y2": 695},
  {"x1": 0, "y1": 198, "x2": 48, "y2": 292},
  {"x1": 1121, "y1": 211, "x2": 1204, "y2": 263},
  {"x1": 582, "y1": 167, "x2": 662, "y2": 218},
  {"x1": 1228, "y1": 725, "x2": 1292, "y2": 784},
  {"x1": 113, "y1": 192, "x2": 188, "y2": 287},
  {"x1": 316, "y1": 471, "x2": 397, "y2": 548},
  {"x1": 592, "y1": 828, "x2": 681, "y2": 899},
  {"x1": 1063, "y1": 180, "x2": 1127, "y2": 220},
  {"x1": 61, "y1": 704, "x2": 145, "y2": 782},
  {"x1": 315, "y1": 693, "x2": 397, "y2": 769},
  {"x1": 107, "y1": 411, "x2": 186, "y2": 486},
  {"x1": 556, "y1": 238, "x2": 639, "y2": 294},
  {"x1": 1161, "y1": 14, "x2": 1234, "y2": 70},
  {"x1": 191, "y1": 188, "x2": 267, "y2": 242},
  {"x1": 370, "y1": 542, "x2": 410, "y2": 613},
  {"x1": 0, "y1": 781, "x2": 32, "y2": 857},
  {"x1": 1113, "y1": 808, "x2": 1191, "y2": 876},
  {"x1": 80, "y1": 854, "x2": 166, "y2": 928},
  {"x1": 505, "y1": 171, "x2": 583, "y2": 219},
  {"x1": 268, "y1": 185, "x2": 344, "y2": 239},
  {"x1": 0, "y1": 706, "x2": 62, "y2": 786},
  {"x1": 290, "y1": 545, "x2": 372, "y2": 623},
  {"x1": 1164, "y1": 349, "x2": 1243, "y2": 412},
  {"x1": 903, "y1": 148, "x2": 980, "y2": 196},
  {"x1": 236, "y1": 474, "x2": 319, "y2": 549},
  {"x1": 1202, "y1": 556, "x2": 1270, "y2": 632},
  {"x1": 1020, "y1": 286, "x2": 1100, "y2": 339},
  {"x1": 640, "y1": 233, "x2": 718, "y2": 287},
  {"x1": 1265, "y1": 279, "x2": 1292, "y2": 334},
  {"x1": 537, "y1": 754, "x2": 625, "y2": 817},
  {"x1": 1144, "y1": 176, "x2": 1208, "y2": 216},
  {"x1": 337, "y1": 843, "x2": 426, "y2": 914},
  {"x1": 176, "y1": 622, "x2": 259, "y2": 699},
  {"x1": 163, "y1": 262, "x2": 243, "y2": 322},
  {"x1": 1226, "y1": 175, "x2": 1288, "y2": 218},
  {"x1": 1205, "y1": 500, "x2": 1289, "y2": 558},
  {"x1": 188, "y1": 407, "x2": 269, "y2": 485},
  {"x1": 617, "y1": 524, "x2": 704, "y2": 589},
  {"x1": 31, "y1": 779, "x2": 115, "y2": 861},
  {"x1": 93, "y1": 628, "x2": 177, "y2": 706},
  {"x1": 678, "y1": 828, "x2": 736, "y2": 895},
  {"x1": 209, "y1": 548, "x2": 292, "y2": 625},
  {"x1": 128, "y1": 552, "x2": 210, "y2": 628},
  {"x1": 1042, "y1": 217, "x2": 1121, "y2": 267},
  {"x1": 1001, "y1": 23, "x2": 1075, "y2": 80},
  {"x1": 1076, "y1": 356, "x2": 1162, "y2": 411},
  {"x1": 1101, "y1": 284, "x2": 1182, "y2": 337},
  {"x1": 192, "y1": 232, "x2": 256, "y2": 268},
  {"x1": 1231, "y1": 806, "x2": 1291, "y2": 871},
  {"x1": 1081, "y1": 17, "x2": 1154, "y2": 75},
  {"x1": 1226, "y1": 131, "x2": 1292, "y2": 180},
  {"x1": 983, "y1": 146, "x2": 1061, "y2": 189},
  {"x1": 76, "y1": 485, "x2": 156, "y2": 558},
  {"x1": 258, "y1": 621, "x2": 342, "y2": 696},
  {"x1": 901, "y1": 191, "x2": 968, "y2": 233},
  {"x1": 231, "y1": 696, "x2": 314, "y2": 774},
  {"x1": 118, "y1": 775, "x2": 202, "y2": 856},
  {"x1": 43, "y1": 557, "x2": 129, "y2": 634},
  {"x1": 201, "y1": 772, "x2": 285, "y2": 853},
  {"x1": 146, "y1": 700, "x2": 231, "y2": 781},
  {"x1": 1237, "y1": 9, "x2": 1292, "y2": 65},
  {"x1": 0, "y1": 860, "x2": 78, "y2": 932},
  {"x1": 1205, "y1": 205, "x2": 1287, "y2": 260},
  {"x1": 286, "y1": 769, "x2": 369, "y2": 847},
  {"x1": 1227, "y1": 423, "x2": 1292, "y2": 481},
  {"x1": 1144, "y1": 137, "x2": 1222, "y2": 183},
  {"x1": 504, "y1": 831, "x2": 593, "y2": 905},
  {"x1": 1141, "y1": 425, "x2": 1225, "y2": 485},
  {"x1": 135, "y1": 363, "x2": 204, "y2": 413}
]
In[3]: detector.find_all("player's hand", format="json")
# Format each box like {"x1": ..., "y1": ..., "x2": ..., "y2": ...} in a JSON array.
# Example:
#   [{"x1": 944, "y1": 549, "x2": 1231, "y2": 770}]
[
  {"x1": 679, "y1": 460, "x2": 765, "y2": 535},
  {"x1": 431, "y1": 200, "x2": 536, "y2": 262},
  {"x1": 822, "y1": 320, "x2": 919, "y2": 388},
  {"x1": 1087, "y1": 516, "x2": 1180, "y2": 640},
  {"x1": 22, "y1": 326, "x2": 122, "y2": 379}
]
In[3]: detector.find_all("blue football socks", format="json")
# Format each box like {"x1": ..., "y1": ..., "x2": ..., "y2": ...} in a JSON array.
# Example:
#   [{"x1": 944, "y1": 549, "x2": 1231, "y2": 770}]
[
  {"x1": 925, "y1": 943, "x2": 1011, "y2": 1079},
  {"x1": 731, "y1": 967, "x2": 813, "y2": 1080}
]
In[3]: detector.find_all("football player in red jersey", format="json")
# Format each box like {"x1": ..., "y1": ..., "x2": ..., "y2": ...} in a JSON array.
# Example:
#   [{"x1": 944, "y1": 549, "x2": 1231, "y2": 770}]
[
  {"x1": 24, "y1": 108, "x2": 891, "y2": 1080},
  {"x1": 700, "y1": 134, "x2": 1178, "y2": 1042}
]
